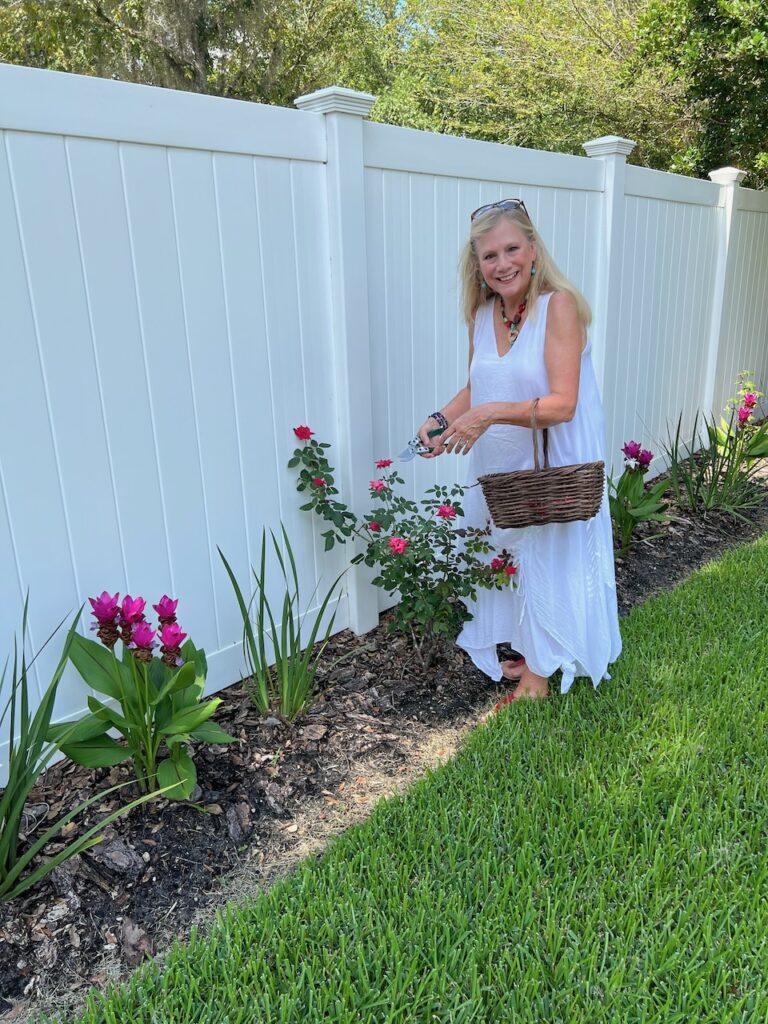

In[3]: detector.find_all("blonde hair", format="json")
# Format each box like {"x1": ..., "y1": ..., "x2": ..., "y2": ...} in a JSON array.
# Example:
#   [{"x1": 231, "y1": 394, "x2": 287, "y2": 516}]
[{"x1": 458, "y1": 205, "x2": 592, "y2": 327}]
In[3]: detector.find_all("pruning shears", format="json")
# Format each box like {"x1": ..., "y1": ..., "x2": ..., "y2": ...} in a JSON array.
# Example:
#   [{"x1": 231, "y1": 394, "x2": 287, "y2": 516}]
[{"x1": 398, "y1": 426, "x2": 445, "y2": 462}]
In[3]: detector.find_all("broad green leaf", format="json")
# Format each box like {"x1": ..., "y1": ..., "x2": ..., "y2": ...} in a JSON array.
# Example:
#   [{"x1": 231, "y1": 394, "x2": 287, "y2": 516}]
[
  {"x1": 151, "y1": 661, "x2": 196, "y2": 705},
  {"x1": 68, "y1": 634, "x2": 128, "y2": 701},
  {"x1": 189, "y1": 720, "x2": 237, "y2": 745},
  {"x1": 60, "y1": 734, "x2": 128, "y2": 768},
  {"x1": 47, "y1": 712, "x2": 108, "y2": 745},
  {"x1": 158, "y1": 700, "x2": 219, "y2": 737},
  {"x1": 157, "y1": 752, "x2": 197, "y2": 801}
]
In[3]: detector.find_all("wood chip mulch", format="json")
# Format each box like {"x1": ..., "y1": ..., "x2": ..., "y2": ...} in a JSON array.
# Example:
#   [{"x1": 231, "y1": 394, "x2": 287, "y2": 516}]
[{"x1": 2, "y1": 484, "x2": 768, "y2": 1023}]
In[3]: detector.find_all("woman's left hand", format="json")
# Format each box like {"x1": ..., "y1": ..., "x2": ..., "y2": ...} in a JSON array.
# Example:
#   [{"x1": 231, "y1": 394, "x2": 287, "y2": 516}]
[{"x1": 439, "y1": 407, "x2": 491, "y2": 455}]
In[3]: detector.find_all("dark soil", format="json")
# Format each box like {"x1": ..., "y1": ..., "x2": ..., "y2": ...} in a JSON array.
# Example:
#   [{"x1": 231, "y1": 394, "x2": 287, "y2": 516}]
[{"x1": 3, "y1": 486, "x2": 768, "y2": 1023}]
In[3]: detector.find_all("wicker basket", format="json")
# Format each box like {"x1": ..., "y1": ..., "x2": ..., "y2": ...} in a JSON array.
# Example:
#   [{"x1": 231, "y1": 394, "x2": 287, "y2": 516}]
[{"x1": 478, "y1": 398, "x2": 604, "y2": 528}]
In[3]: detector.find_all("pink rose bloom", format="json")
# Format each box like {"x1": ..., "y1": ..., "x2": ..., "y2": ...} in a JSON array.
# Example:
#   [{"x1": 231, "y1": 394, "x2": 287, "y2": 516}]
[
  {"x1": 131, "y1": 621, "x2": 156, "y2": 650},
  {"x1": 505, "y1": 565, "x2": 518, "y2": 576},
  {"x1": 159, "y1": 622, "x2": 187, "y2": 649},
  {"x1": 637, "y1": 449, "x2": 653, "y2": 469},
  {"x1": 368, "y1": 521, "x2": 381, "y2": 532},
  {"x1": 152, "y1": 595, "x2": 178, "y2": 620},
  {"x1": 120, "y1": 595, "x2": 146, "y2": 625},
  {"x1": 490, "y1": 557, "x2": 504, "y2": 570},
  {"x1": 743, "y1": 393, "x2": 758, "y2": 409},
  {"x1": 312, "y1": 477, "x2": 326, "y2": 487},
  {"x1": 293, "y1": 425, "x2": 314, "y2": 440},
  {"x1": 375, "y1": 459, "x2": 393, "y2": 469},
  {"x1": 89, "y1": 591, "x2": 120, "y2": 623},
  {"x1": 621, "y1": 440, "x2": 642, "y2": 461},
  {"x1": 436, "y1": 504, "x2": 457, "y2": 519},
  {"x1": 370, "y1": 480, "x2": 387, "y2": 492},
  {"x1": 387, "y1": 537, "x2": 408, "y2": 555},
  {"x1": 738, "y1": 406, "x2": 751, "y2": 425}
]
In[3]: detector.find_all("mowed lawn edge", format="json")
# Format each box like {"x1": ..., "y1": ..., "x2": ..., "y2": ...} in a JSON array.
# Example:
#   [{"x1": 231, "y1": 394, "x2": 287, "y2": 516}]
[{"x1": 64, "y1": 536, "x2": 768, "y2": 1024}]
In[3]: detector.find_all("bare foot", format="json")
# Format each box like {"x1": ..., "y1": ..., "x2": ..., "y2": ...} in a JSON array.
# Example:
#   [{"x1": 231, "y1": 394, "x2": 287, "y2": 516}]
[
  {"x1": 512, "y1": 668, "x2": 550, "y2": 700},
  {"x1": 500, "y1": 656, "x2": 526, "y2": 681}
]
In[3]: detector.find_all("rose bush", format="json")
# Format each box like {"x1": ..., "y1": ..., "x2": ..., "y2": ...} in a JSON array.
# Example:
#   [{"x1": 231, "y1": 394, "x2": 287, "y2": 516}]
[{"x1": 290, "y1": 429, "x2": 514, "y2": 668}]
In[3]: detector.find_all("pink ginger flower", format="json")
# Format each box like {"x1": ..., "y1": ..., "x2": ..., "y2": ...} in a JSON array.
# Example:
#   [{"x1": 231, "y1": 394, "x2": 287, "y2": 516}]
[
  {"x1": 293, "y1": 425, "x2": 314, "y2": 440},
  {"x1": 743, "y1": 393, "x2": 758, "y2": 409},
  {"x1": 637, "y1": 449, "x2": 653, "y2": 470},
  {"x1": 490, "y1": 557, "x2": 504, "y2": 570},
  {"x1": 436, "y1": 504, "x2": 457, "y2": 519},
  {"x1": 159, "y1": 622, "x2": 187, "y2": 649},
  {"x1": 89, "y1": 591, "x2": 120, "y2": 623},
  {"x1": 387, "y1": 537, "x2": 408, "y2": 555},
  {"x1": 131, "y1": 621, "x2": 156, "y2": 650},
  {"x1": 738, "y1": 406, "x2": 751, "y2": 426},
  {"x1": 152, "y1": 595, "x2": 178, "y2": 622},
  {"x1": 312, "y1": 476, "x2": 326, "y2": 487},
  {"x1": 368, "y1": 521, "x2": 381, "y2": 532},
  {"x1": 375, "y1": 458, "x2": 393, "y2": 469},
  {"x1": 120, "y1": 595, "x2": 146, "y2": 625},
  {"x1": 621, "y1": 440, "x2": 642, "y2": 461},
  {"x1": 370, "y1": 479, "x2": 387, "y2": 493}
]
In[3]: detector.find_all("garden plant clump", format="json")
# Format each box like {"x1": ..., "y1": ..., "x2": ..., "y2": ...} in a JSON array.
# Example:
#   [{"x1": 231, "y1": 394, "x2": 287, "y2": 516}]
[
  {"x1": 48, "y1": 594, "x2": 235, "y2": 801},
  {"x1": 608, "y1": 440, "x2": 669, "y2": 556}
]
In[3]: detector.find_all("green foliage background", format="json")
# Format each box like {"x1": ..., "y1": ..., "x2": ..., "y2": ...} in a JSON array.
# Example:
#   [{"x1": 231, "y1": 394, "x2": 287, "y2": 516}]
[{"x1": 0, "y1": 0, "x2": 766, "y2": 185}]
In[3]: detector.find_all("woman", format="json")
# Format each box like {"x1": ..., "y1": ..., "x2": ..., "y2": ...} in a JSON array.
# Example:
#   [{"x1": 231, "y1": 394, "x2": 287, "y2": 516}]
[{"x1": 417, "y1": 199, "x2": 621, "y2": 703}]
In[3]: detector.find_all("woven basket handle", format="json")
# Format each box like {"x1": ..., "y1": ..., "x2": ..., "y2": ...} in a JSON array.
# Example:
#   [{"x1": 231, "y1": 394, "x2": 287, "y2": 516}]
[{"x1": 530, "y1": 397, "x2": 550, "y2": 471}]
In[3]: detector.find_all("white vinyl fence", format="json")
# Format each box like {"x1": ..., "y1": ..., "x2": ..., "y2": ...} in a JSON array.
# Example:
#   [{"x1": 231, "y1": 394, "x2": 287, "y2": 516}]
[{"x1": 1, "y1": 63, "x2": 767, "y2": 776}]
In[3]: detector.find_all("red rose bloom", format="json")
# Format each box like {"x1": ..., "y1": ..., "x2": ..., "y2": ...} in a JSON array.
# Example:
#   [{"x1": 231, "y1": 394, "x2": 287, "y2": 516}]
[{"x1": 293, "y1": 425, "x2": 314, "y2": 440}]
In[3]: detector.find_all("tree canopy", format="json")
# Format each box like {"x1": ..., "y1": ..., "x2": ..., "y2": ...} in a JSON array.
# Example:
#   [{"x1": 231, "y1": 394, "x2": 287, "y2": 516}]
[{"x1": 0, "y1": 0, "x2": 766, "y2": 185}]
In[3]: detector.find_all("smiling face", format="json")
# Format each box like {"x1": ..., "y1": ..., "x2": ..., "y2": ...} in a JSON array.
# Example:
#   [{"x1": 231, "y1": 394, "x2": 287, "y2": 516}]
[{"x1": 475, "y1": 217, "x2": 537, "y2": 304}]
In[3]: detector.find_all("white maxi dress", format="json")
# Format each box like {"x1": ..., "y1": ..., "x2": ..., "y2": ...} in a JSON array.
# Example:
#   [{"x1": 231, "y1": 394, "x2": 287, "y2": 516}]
[{"x1": 456, "y1": 292, "x2": 622, "y2": 693}]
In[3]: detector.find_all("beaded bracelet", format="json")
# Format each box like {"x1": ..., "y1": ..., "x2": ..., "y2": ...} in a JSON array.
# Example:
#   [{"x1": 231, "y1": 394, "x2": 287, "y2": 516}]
[{"x1": 429, "y1": 411, "x2": 448, "y2": 431}]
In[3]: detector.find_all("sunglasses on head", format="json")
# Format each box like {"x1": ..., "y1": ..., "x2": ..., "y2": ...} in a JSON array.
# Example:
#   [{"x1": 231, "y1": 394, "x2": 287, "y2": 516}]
[{"x1": 470, "y1": 198, "x2": 529, "y2": 222}]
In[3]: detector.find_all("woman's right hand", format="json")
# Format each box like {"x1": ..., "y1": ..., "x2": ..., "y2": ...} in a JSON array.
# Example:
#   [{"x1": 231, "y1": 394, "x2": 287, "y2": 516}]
[{"x1": 417, "y1": 417, "x2": 445, "y2": 458}]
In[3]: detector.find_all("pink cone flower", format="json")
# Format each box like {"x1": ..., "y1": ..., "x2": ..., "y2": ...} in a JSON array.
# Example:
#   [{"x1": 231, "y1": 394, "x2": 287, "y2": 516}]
[
  {"x1": 159, "y1": 622, "x2": 187, "y2": 649},
  {"x1": 738, "y1": 406, "x2": 751, "y2": 426},
  {"x1": 293, "y1": 425, "x2": 314, "y2": 440},
  {"x1": 743, "y1": 393, "x2": 758, "y2": 409},
  {"x1": 131, "y1": 621, "x2": 156, "y2": 650},
  {"x1": 637, "y1": 449, "x2": 653, "y2": 470},
  {"x1": 370, "y1": 479, "x2": 387, "y2": 493},
  {"x1": 312, "y1": 476, "x2": 326, "y2": 487},
  {"x1": 89, "y1": 591, "x2": 120, "y2": 623},
  {"x1": 621, "y1": 441, "x2": 642, "y2": 461},
  {"x1": 120, "y1": 595, "x2": 146, "y2": 625},
  {"x1": 368, "y1": 521, "x2": 381, "y2": 532},
  {"x1": 375, "y1": 459, "x2": 393, "y2": 469},
  {"x1": 387, "y1": 537, "x2": 408, "y2": 555},
  {"x1": 437, "y1": 504, "x2": 457, "y2": 519},
  {"x1": 152, "y1": 595, "x2": 178, "y2": 622}
]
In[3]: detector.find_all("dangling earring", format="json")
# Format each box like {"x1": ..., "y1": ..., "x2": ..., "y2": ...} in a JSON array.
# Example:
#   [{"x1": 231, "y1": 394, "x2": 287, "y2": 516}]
[
  {"x1": 530, "y1": 260, "x2": 537, "y2": 278},
  {"x1": 480, "y1": 280, "x2": 487, "y2": 290}
]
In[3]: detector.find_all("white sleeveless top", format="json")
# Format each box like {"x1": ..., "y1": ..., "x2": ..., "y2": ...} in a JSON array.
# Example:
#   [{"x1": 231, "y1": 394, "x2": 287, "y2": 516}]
[{"x1": 456, "y1": 293, "x2": 622, "y2": 692}]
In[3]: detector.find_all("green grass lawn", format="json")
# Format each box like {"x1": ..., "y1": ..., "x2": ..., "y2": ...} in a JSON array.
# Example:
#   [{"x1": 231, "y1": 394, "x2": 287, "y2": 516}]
[{"x1": 65, "y1": 536, "x2": 768, "y2": 1023}]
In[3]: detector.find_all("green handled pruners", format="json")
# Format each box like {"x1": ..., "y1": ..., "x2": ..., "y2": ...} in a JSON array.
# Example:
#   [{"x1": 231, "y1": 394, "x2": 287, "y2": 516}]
[{"x1": 398, "y1": 426, "x2": 445, "y2": 462}]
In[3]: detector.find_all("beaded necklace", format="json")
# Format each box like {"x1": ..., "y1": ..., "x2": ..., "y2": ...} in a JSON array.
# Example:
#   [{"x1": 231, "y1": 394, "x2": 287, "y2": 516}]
[{"x1": 499, "y1": 295, "x2": 527, "y2": 348}]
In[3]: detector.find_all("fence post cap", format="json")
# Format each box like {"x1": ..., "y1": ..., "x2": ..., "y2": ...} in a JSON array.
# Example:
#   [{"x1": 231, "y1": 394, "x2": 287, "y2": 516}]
[
  {"x1": 294, "y1": 86, "x2": 376, "y2": 117},
  {"x1": 708, "y1": 166, "x2": 747, "y2": 186},
  {"x1": 582, "y1": 135, "x2": 636, "y2": 158}
]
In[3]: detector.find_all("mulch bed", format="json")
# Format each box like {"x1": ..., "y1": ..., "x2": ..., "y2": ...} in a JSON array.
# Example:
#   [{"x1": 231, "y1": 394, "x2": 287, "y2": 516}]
[{"x1": 3, "y1": 488, "x2": 768, "y2": 1022}]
